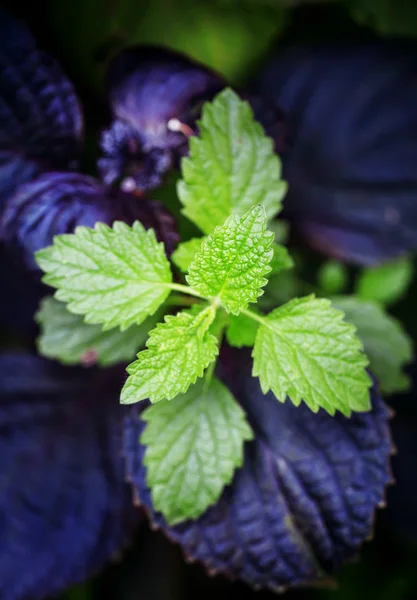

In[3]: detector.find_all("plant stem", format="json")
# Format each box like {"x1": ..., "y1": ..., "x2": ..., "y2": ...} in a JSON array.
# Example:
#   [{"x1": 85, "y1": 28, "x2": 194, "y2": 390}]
[
  {"x1": 240, "y1": 307, "x2": 267, "y2": 326},
  {"x1": 165, "y1": 294, "x2": 199, "y2": 307},
  {"x1": 167, "y1": 282, "x2": 204, "y2": 298}
]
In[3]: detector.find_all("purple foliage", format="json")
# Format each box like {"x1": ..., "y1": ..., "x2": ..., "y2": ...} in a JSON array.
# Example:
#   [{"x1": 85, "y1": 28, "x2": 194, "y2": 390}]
[
  {"x1": 0, "y1": 171, "x2": 179, "y2": 274},
  {"x1": 255, "y1": 40, "x2": 417, "y2": 265},
  {"x1": 0, "y1": 8, "x2": 83, "y2": 170},
  {"x1": 0, "y1": 352, "x2": 141, "y2": 600},
  {"x1": 124, "y1": 349, "x2": 392, "y2": 591},
  {"x1": 99, "y1": 45, "x2": 226, "y2": 192}
]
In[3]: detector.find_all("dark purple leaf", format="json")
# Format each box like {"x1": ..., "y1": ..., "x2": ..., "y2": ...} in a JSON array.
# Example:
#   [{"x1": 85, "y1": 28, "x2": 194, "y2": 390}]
[
  {"x1": 385, "y1": 413, "x2": 417, "y2": 542},
  {"x1": 99, "y1": 45, "x2": 225, "y2": 192},
  {"x1": 124, "y1": 349, "x2": 392, "y2": 591},
  {"x1": 255, "y1": 41, "x2": 417, "y2": 266},
  {"x1": 0, "y1": 253, "x2": 43, "y2": 334},
  {"x1": 0, "y1": 8, "x2": 83, "y2": 169},
  {"x1": 0, "y1": 171, "x2": 179, "y2": 273},
  {"x1": 0, "y1": 150, "x2": 41, "y2": 208},
  {"x1": 0, "y1": 352, "x2": 140, "y2": 600}
]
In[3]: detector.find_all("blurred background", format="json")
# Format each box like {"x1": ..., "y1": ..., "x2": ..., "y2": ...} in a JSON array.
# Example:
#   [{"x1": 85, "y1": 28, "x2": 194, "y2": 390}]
[{"x1": 1, "y1": 0, "x2": 417, "y2": 598}]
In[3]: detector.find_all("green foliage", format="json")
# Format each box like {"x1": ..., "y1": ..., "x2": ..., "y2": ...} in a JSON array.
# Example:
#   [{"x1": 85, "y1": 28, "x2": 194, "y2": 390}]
[
  {"x1": 269, "y1": 242, "x2": 294, "y2": 275},
  {"x1": 332, "y1": 296, "x2": 413, "y2": 394},
  {"x1": 35, "y1": 221, "x2": 173, "y2": 331},
  {"x1": 36, "y1": 297, "x2": 163, "y2": 366},
  {"x1": 252, "y1": 296, "x2": 372, "y2": 416},
  {"x1": 355, "y1": 257, "x2": 413, "y2": 306},
  {"x1": 35, "y1": 87, "x2": 378, "y2": 525},
  {"x1": 121, "y1": 305, "x2": 219, "y2": 404},
  {"x1": 171, "y1": 237, "x2": 204, "y2": 273},
  {"x1": 318, "y1": 260, "x2": 349, "y2": 295},
  {"x1": 226, "y1": 312, "x2": 260, "y2": 347},
  {"x1": 141, "y1": 376, "x2": 253, "y2": 524},
  {"x1": 187, "y1": 206, "x2": 274, "y2": 313},
  {"x1": 178, "y1": 88, "x2": 286, "y2": 234},
  {"x1": 45, "y1": 0, "x2": 287, "y2": 98}
]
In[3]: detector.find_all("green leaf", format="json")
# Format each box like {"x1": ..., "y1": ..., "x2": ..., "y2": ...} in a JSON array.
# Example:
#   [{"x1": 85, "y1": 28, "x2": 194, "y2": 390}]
[
  {"x1": 318, "y1": 260, "x2": 349, "y2": 295},
  {"x1": 121, "y1": 305, "x2": 219, "y2": 404},
  {"x1": 226, "y1": 312, "x2": 259, "y2": 348},
  {"x1": 252, "y1": 295, "x2": 371, "y2": 416},
  {"x1": 171, "y1": 237, "x2": 204, "y2": 273},
  {"x1": 187, "y1": 205, "x2": 274, "y2": 314},
  {"x1": 269, "y1": 219, "x2": 289, "y2": 245},
  {"x1": 35, "y1": 221, "x2": 173, "y2": 331},
  {"x1": 35, "y1": 297, "x2": 164, "y2": 367},
  {"x1": 332, "y1": 296, "x2": 413, "y2": 395},
  {"x1": 178, "y1": 88, "x2": 287, "y2": 234},
  {"x1": 269, "y1": 242, "x2": 294, "y2": 275},
  {"x1": 356, "y1": 257, "x2": 413, "y2": 306},
  {"x1": 141, "y1": 376, "x2": 253, "y2": 524}
]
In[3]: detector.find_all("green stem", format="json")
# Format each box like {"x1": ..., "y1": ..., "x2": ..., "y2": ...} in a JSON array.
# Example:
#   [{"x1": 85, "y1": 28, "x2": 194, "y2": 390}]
[
  {"x1": 240, "y1": 308, "x2": 267, "y2": 327},
  {"x1": 167, "y1": 282, "x2": 204, "y2": 299},
  {"x1": 165, "y1": 294, "x2": 200, "y2": 307},
  {"x1": 202, "y1": 359, "x2": 217, "y2": 395},
  {"x1": 202, "y1": 313, "x2": 227, "y2": 396}
]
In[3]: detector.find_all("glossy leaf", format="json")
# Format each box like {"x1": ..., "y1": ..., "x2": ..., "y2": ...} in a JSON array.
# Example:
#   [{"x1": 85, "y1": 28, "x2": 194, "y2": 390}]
[
  {"x1": 0, "y1": 172, "x2": 179, "y2": 274},
  {"x1": 99, "y1": 45, "x2": 225, "y2": 192},
  {"x1": 121, "y1": 306, "x2": 219, "y2": 404},
  {"x1": 141, "y1": 376, "x2": 253, "y2": 524},
  {"x1": 36, "y1": 220, "x2": 173, "y2": 331},
  {"x1": 179, "y1": 88, "x2": 286, "y2": 234},
  {"x1": 123, "y1": 348, "x2": 392, "y2": 592},
  {"x1": 187, "y1": 206, "x2": 274, "y2": 314},
  {"x1": 252, "y1": 296, "x2": 371, "y2": 416}
]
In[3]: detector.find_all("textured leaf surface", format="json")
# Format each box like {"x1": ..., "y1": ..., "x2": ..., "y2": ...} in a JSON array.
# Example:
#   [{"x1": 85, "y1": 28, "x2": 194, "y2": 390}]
[
  {"x1": 141, "y1": 377, "x2": 253, "y2": 524},
  {"x1": 0, "y1": 9, "x2": 83, "y2": 168},
  {"x1": 356, "y1": 257, "x2": 413, "y2": 306},
  {"x1": 332, "y1": 296, "x2": 413, "y2": 395},
  {"x1": 123, "y1": 348, "x2": 392, "y2": 591},
  {"x1": 178, "y1": 88, "x2": 286, "y2": 234},
  {"x1": 256, "y1": 40, "x2": 417, "y2": 265},
  {"x1": 0, "y1": 353, "x2": 139, "y2": 600},
  {"x1": 187, "y1": 206, "x2": 273, "y2": 313},
  {"x1": 121, "y1": 306, "x2": 219, "y2": 404},
  {"x1": 0, "y1": 172, "x2": 179, "y2": 274},
  {"x1": 171, "y1": 237, "x2": 204, "y2": 273},
  {"x1": 253, "y1": 296, "x2": 371, "y2": 416},
  {"x1": 226, "y1": 312, "x2": 260, "y2": 348},
  {"x1": 36, "y1": 297, "x2": 165, "y2": 367},
  {"x1": 35, "y1": 220, "x2": 173, "y2": 330}
]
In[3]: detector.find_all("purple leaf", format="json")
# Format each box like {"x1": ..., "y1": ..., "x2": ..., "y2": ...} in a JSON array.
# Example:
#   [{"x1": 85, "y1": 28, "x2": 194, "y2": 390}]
[
  {"x1": 0, "y1": 8, "x2": 83, "y2": 170},
  {"x1": 0, "y1": 149, "x2": 41, "y2": 208},
  {"x1": 255, "y1": 41, "x2": 417, "y2": 265},
  {"x1": 0, "y1": 352, "x2": 140, "y2": 600},
  {"x1": 124, "y1": 349, "x2": 392, "y2": 591},
  {"x1": 0, "y1": 171, "x2": 179, "y2": 273},
  {"x1": 99, "y1": 45, "x2": 225, "y2": 192}
]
